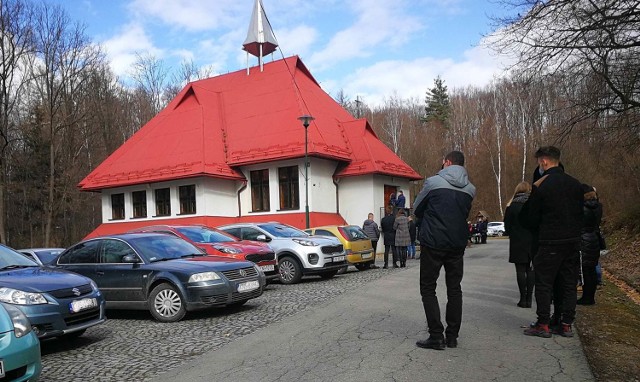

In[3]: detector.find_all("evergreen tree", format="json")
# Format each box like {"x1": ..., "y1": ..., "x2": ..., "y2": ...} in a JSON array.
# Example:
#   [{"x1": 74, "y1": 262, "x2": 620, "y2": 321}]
[{"x1": 423, "y1": 76, "x2": 451, "y2": 127}]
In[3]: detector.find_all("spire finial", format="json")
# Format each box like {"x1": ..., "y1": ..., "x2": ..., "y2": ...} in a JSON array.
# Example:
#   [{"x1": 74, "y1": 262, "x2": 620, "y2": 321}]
[{"x1": 243, "y1": 0, "x2": 278, "y2": 73}]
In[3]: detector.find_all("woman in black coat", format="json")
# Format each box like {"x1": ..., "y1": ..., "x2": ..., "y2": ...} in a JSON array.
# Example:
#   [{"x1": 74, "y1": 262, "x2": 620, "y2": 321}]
[
  {"x1": 504, "y1": 181, "x2": 534, "y2": 308},
  {"x1": 578, "y1": 184, "x2": 603, "y2": 305}
]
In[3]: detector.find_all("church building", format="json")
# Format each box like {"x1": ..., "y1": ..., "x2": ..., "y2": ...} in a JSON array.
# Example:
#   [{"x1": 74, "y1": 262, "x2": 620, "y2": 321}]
[{"x1": 79, "y1": 0, "x2": 422, "y2": 238}]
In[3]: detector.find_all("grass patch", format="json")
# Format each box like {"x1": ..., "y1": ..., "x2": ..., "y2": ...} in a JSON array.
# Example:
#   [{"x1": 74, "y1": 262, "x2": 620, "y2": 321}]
[{"x1": 575, "y1": 279, "x2": 640, "y2": 382}]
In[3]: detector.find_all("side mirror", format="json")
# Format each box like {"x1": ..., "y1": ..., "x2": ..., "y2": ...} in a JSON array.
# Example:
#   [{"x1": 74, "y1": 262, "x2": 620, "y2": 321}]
[
  {"x1": 122, "y1": 254, "x2": 140, "y2": 263},
  {"x1": 255, "y1": 234, "x2": 271, "y2": 242}
]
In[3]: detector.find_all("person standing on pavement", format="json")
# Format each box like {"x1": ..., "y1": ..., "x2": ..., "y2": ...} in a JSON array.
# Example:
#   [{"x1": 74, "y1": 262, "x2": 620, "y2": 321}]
[
  {"x1": 408, "y1": 215, "x2": 417, "y2": 259},
  {"x1": 480, "y1": 216, "x2": 489, "y2": 244},
  {"x1": 393, "y1": 209, "x2": 411, "y2": 267},
  {"x1": 380, "y1": 206, "x2": 398, "y2": 269},
  {"x1": 577, "y1": 184, "x2": 603, "y2": 306},
  {"x1": 362, "y1": 213, "x2": 381, "y2": 269},
  {"x1": 504, "y1": 181, "x2": 534, "y2": 308},
  {"x1": 521, "y1": 146, "x2": 584, "y2": 339},
  {"x1": 414, "y1": 151, "x2": 476, "y2": 350}
]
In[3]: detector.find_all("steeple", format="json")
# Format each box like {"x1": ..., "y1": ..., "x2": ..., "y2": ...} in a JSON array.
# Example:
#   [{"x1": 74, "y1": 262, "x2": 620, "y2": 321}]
[{"x1": 243, "y1": 0, "x2": 278, "y2": 74}]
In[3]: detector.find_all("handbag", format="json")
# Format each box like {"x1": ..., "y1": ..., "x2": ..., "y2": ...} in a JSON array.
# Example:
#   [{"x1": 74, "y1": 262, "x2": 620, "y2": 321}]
[{"x1": 597, "y1": 231, "x2": 607, "y2": 250}]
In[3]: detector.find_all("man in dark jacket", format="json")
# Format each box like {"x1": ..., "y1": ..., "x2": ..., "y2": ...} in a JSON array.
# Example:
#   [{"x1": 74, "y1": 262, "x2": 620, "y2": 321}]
[
  {"x1": 521, "y1": 146, "x2": 583, "y2": 338},
  {"x1": 413, "y1": 151, "x2": 476, "y2": 350},
  {"x1": 380, "y1": 206, "x2": 397, "y2": 269}
]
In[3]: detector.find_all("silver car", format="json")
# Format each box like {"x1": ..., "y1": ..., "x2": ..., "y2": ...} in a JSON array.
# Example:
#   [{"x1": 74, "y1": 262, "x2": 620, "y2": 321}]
[{"x1": 219, "y1": 222, "x2": 346, "y2": 284}]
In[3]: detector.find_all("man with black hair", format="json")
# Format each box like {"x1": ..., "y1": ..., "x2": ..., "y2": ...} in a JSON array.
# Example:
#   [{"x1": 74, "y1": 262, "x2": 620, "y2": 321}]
[
  {"x1": 521, "y1": 146, "x2": 583, "y2": 338},
  {"x1": 413, "y1": 150, "x2": 476, "y2": 350}
]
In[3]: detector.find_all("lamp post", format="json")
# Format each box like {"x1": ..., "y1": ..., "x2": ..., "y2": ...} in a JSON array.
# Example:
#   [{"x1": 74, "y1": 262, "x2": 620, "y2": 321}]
[{"x1": 298, "y1": 114, "x2": 315, "y2": 229}]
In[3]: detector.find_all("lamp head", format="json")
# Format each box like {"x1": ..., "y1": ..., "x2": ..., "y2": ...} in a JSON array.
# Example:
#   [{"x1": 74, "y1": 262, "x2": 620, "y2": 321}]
[{"x1": 298, "y1": 114, "x2": 315, "y2": 128}]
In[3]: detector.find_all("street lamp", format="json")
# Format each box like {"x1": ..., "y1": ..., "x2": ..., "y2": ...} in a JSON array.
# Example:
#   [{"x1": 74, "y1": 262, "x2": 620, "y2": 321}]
[{"x1": 298, "y1": 114, "x2": 315, "y2": 229}]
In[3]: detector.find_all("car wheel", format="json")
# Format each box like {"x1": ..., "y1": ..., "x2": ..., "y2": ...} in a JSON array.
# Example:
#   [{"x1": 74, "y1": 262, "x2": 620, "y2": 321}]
[
  {"x1": 355, "y1": 263, "x2": 369, "y2": 271},
  {"x1": 498, "y1": 231, "x2": 504, "y2": 237},
  {"x1": 63, "y1": 329, "x2": 86, "y2": 339},
  {"x1": 149, "y1": 283, "x2": 186, "y2": 323},
  {"x1": 320, "y1": 270, "x2": 338, "y2": 279},
  {"x1": 279, "y1": 256, "x2": 303, "y2": 284},
  {"x1": 337, "y1": 265, "x2": 348, "y2": 274}
]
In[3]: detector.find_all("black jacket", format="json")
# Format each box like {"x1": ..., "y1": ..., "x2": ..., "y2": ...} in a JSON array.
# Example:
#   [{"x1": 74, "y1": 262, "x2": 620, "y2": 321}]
[
  {"x1": 504, "y1": 193, "x2": 533, "y2": 263},
  {"x1": 581, "y1": 193, "x2": 603, "y2": 265},
  {"x1": 520, "y1": 166, "x2": 583, "y2": 245},
  {"x1": 409, "y1": 220, "x2": 417, "y2": 243},
  {"x1": 414, "y1": 165, "x2": 476, "y2": 251},
  {"x1": 380, "y1": 214, "x2": 396, "y2": 245}
]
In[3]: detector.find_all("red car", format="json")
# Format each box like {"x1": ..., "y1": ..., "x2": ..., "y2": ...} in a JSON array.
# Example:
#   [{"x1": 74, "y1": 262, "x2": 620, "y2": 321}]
[{"x1": 129, "y1": 225, "x2": 278, "y2": 281}]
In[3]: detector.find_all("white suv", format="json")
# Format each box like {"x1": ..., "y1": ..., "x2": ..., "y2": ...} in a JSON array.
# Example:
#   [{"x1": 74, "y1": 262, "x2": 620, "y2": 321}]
[
  {"x1": 218, "y1": 222, "x2": 347, "y2": 284},
  {"x1": 487, "y1": 222, "x2": 506, "y2": 236}
]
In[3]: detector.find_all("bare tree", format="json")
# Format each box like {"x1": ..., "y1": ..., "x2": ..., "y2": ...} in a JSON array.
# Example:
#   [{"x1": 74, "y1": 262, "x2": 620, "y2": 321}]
[
  {"x1": 131, "y1": 52, "x2": 169, "y2": 122},
  {"x1": 0, "y1": 0, "x2": 34, "y2": 243}
]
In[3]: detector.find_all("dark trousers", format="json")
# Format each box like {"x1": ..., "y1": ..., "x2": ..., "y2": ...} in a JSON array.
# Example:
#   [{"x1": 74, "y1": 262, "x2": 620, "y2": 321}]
[
  {"x1": 371, "y1": 240, "x2": 379, "y2": 265},
  {"x1": 515, "y1": 263, "x2": 534, "y2": 303},
  {"x1": 580, "y1": 251, "x2": 600, "y2": 303},
  {"x1": 419, "y1": 246, "x2": 464, "y2": 340},
  {"x1": 384, "y1": 245, "x2": 397, "y2": 265},
  {"x1": 533, "y1": 244, "x2": 580, "y2": 325}
]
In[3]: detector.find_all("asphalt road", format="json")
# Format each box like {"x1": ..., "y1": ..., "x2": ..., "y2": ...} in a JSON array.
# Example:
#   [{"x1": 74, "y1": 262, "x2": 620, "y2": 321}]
[{"x1": 155, "y1": 239, "x2": 594, "y2": 382}]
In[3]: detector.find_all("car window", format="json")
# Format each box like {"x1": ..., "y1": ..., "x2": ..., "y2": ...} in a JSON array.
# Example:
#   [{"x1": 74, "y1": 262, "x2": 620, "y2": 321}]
[
  {"x1": 58, "y1": 241, "x2": 100, "y2": 264},
  {"x1": 101, "y1": 239, "x2": 137, "y2": 263},
  {"x1": 222, "y1": 227, "x2": 241, "y2": 239},
  {"x1": 0, "y1": 245, "x2": 38, "y2": 268},
  {"x1": 314, "y1": 229, "x2": 337, "y2": 238},
  {"x1": 128, "y1": 235, "x2": 203, "y2": 262},
  {"x1": 257, "y1": 223, "x2": 308, "y2": 238},
  {"x1": 341, "y1": 226, "x2": 369, "y2": 241},
  {"x1": 20, "y1": 253, "x2": 38, "y2": 262},
  {"x1": 176, "y1": 226, "x2": 235, "y2": 243},
  {"x1": 32, "y1": 249, "x2": 63, "y2": 264},
  {"x1": 241, "y1": 227, "x2": 265, "y2": 241}
]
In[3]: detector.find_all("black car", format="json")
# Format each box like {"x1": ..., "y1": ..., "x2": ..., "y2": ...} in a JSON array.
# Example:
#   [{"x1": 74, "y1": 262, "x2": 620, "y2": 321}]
[{"x1": 55, "y1": 233, "x2": 266, "y2": 322}]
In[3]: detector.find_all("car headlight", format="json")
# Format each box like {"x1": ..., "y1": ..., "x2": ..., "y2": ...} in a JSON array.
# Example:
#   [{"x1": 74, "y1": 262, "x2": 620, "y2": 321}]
[
  {"x1": 214, "y1": 246, "x2": 243, "y2": 254},
  {"x1": 292, "y1": 238, "x2": 319, "y2": 247},
  {"x1": 0, "y1": 287, "x2": 47, "y2": 305},
  {"x1": 188, "y1": 272, "x2": 221, "y2": 283},
  {"x1": 2, "y1": 304, "x2": 32, "y2": 338}
]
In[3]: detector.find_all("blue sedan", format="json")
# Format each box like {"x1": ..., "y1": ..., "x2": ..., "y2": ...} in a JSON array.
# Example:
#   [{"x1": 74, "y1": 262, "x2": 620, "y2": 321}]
[
  {"x1": 0, "y1": 244, "x2": 106, "y2": 339},
  {"x1": 0, "y1": 303, "x2": 41, "y2": 381}
]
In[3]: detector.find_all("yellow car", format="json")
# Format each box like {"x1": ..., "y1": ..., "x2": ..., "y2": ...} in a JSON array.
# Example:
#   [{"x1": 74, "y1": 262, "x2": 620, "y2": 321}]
[{"x1": 305, "y1": 225, "x2": 374, "y2": 270}]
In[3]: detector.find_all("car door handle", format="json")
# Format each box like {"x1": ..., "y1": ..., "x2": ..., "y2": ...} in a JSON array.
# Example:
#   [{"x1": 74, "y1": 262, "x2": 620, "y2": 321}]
[{"x1": 96, "y1": 271, "x2": 105, "y2": 275}]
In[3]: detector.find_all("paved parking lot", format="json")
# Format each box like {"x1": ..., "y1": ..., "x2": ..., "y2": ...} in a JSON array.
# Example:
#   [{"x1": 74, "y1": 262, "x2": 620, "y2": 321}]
[{"x1": 39, "y1": 262, "x2": 398, "y2": 382}]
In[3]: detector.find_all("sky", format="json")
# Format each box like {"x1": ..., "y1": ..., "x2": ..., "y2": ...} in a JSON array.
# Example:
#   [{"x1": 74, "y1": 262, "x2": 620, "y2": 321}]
[{"x1": 47, "y1": 0, "x2": 515, "y2": 106}]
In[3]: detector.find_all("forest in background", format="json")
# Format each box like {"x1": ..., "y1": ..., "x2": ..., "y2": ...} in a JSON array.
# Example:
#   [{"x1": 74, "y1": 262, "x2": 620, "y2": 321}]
[{"x1": 1, "y1": 0, "x2": 638, "y2": 248}]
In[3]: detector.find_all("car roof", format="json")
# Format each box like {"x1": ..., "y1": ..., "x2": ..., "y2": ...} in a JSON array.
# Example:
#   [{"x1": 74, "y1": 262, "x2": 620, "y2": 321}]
[
  {"x1": 87, "y1": 232, "x2": 176, "y2": 241},
  {"x1": 18, "y1": 247, "x2": 65, "y2": 252}
]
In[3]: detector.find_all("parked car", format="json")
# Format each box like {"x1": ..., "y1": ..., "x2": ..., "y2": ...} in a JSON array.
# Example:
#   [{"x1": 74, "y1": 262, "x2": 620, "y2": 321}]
[
  {"x1": 55, "y1": 233, "x2": 266, "y2": 322},
  {"x1": 0, "y1": 303, "x2": 41, "y2": 381},
  {"x1": 487, "y1": 222, "x2": 506, "y2": 237},
  {"x1": 18, "y1": 248, "x2": 65, "y2": 266},
  {"x1": 305, "y1": 226, "x2": 374, "y2": 271},
  {"x1": 218, "y1": 222, "x2": 347, "y2": 284},
  {"x1": 0, "y1": 243, "x2": 106, "y2": 340},
  {"x1": 128, "y1": 225, "x2": 279, "y2": 281}
]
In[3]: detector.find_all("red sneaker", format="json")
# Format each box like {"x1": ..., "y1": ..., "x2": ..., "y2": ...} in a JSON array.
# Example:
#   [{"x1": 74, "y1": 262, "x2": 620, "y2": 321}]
[
  {"x1": 524, "y1": 323, "x2": 552, "y2": 338},
  {"x1": 552, "y1": 323, "x2": 574, "y2": 338}
]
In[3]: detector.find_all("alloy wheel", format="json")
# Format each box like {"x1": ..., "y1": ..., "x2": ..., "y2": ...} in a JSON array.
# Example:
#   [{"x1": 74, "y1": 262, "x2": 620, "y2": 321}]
[{"x1": 280, "y1": 259, "x2": 296, "y2": 282}]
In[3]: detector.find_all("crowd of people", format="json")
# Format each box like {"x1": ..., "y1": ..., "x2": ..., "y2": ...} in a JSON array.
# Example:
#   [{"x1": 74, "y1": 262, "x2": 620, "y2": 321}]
[{"x1": 375, "y1": 147, "x2": 605, "y2": 351}]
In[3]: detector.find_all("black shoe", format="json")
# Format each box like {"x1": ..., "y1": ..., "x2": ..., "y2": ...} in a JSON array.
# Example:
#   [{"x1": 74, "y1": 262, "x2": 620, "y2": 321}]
[
  {"x1": 576, "y1": 298, "x2": 595, "y2": 305},
  {"x1": 517, "y1": 300, "x2": 527, "y2": 308},
  {"x1": 416, "y1": 337, "x2": 446, "y2": 350},
  {"x1": 393, "y1": 263, "x2": 399, "y2": 268},
  {"x1": 446, "y1": 337, "x2": 458, "y2": 348},
  {"x1": 382, "y1": 265, "x2": 388, "y2": 269}
]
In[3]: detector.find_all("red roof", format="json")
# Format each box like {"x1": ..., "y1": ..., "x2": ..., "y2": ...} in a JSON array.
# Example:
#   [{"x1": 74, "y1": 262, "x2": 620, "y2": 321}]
[
  {"x1": 79, "y1": 56, "x2": 420, "y2": 191},
  {"x1": 83, "y1": 212, "x2": 347, "y2": 239}
]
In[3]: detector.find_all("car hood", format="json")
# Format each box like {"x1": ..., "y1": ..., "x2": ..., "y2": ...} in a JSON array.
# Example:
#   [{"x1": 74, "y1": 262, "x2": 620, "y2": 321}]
[
  {"x1": 304, "y1": 235, "x2": 342, "y2": 246},
  {"x1": 0, "y1": 267, "x2": 91, "y2": 293},
  {"x1": 149, "y1": 258, "x2": 254, "y2": 272}
]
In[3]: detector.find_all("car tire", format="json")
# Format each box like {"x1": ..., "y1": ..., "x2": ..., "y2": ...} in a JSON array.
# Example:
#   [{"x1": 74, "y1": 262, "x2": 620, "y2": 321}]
[
  {"x1": 355, "y1": 263, "x2": 369, "y2": 271},
  {"x1": 279, "y1": 256, "x2": 303, "y2": 284},
  {"x1": 63, "y1": 329, "x2": 86, "y2": 339},
  {"x1": 320, "y1": 270, "x2": 338, "y2": 279},
  {"x1": 149, "y1": 283, "x2": 187, "y2": 323},
  {"x1": 497, "y1": 231, "x2": 504, "y2": 237}
]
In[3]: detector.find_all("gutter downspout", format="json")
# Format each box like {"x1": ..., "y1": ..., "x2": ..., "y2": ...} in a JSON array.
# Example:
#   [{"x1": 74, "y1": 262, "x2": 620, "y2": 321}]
[
  {"x1": 333, "y1": 176, "x2": 340, "y2": 214},
  {"x1": 237, "y1": 180, "x2": 248, "y2": 217}
]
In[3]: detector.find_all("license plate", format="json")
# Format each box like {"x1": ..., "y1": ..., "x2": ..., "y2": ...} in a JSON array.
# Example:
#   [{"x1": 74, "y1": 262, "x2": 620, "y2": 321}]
[
  {"x1": 259, "y1": 264, "x2": 275, "y2": 272},
  {"x1": 0, "y1": 360, "x2": 4, "y2": 378},
  {"x1": 361, "y1": 252, "x2": 372, "y2": 259},
  {"x1": 69, "y1": 298, "x2": 98, "y2": 313},
  {"x1": 237, "y1": 280, "x2": 260, "y2": 293},
  {"x1": 333, "y1": 256, "x2": 345, "y2": 262}
]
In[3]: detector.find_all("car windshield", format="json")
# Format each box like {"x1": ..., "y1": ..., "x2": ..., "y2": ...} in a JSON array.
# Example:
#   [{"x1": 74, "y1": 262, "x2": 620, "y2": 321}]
[
  {"x1": 258, "y1": 223, "x2": 308, "y2": 238},
  {"x1": 128, "y1": 235, "x2": 204, "y2": 262},
  {"x1": 33, "y1": 249, "x2": 64, "y2": 264},
  {"x1": 176, "y1": 226, "x2": 236, "y2": 243},
  {"x1": 0, "y1": 245, "x2": 38, "y2": 269},
  {"x1": 341, "y1": 226, "x2": 369, "y2": 241}
]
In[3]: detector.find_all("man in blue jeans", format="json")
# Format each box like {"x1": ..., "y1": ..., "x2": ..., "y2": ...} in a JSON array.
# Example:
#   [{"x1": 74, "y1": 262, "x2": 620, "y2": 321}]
[{"x1": 413, "y1": 151, "x2": 476, "y2": 350}]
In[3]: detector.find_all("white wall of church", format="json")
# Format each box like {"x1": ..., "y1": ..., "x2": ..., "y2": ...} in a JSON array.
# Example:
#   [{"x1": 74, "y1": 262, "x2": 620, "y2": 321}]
[
  {"x1": 337, "y1": 175, "x2": 375, "y2": 226},
  {"x1": 309, "y1": 158, "x2": 339, "y2": 213}
]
